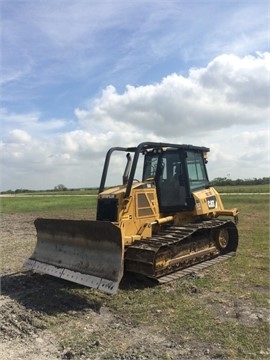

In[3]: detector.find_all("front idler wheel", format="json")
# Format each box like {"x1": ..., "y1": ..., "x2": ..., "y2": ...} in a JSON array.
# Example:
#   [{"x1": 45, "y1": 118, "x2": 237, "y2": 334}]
[{"x1": 214, "y1": 228, "x2": 229, "y2": 251}]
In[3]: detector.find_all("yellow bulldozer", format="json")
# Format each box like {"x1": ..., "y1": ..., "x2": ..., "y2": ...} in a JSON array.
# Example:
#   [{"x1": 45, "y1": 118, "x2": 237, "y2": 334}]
[{"x1": 24, "y1": 142, "x2": 239, "y2": 294}]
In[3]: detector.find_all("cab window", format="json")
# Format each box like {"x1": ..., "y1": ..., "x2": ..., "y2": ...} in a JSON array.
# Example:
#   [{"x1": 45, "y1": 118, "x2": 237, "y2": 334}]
[{"x1": 186, "y1": 151, "x2": 209, "y2": 191}]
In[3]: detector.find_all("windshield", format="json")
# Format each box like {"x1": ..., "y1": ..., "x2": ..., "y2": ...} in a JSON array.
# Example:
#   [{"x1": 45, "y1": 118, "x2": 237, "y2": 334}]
[{"x1": 186, "y1": 151, "x2": 209, "y2": 191}]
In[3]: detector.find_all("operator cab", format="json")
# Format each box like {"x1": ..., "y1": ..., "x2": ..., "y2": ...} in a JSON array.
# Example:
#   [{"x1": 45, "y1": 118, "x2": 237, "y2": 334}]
[
  {"x1": 142, "y1": 147, "x2": 210, "y2": 213},
  {"x1": 98, "y1": 142, "x2": 210, "y2": 217}
]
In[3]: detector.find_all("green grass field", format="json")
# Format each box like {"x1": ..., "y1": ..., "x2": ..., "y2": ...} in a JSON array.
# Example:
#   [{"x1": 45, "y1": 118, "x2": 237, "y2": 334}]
[
  {"x1": 216, "y1": 184, "x2": 269, "y2": 193},
  {"x1": 0, "y1": 194, "x2": 97, "y2": 214},
  {"x1": 1, "y1": 186, "x2": 269, "y2": 359}
]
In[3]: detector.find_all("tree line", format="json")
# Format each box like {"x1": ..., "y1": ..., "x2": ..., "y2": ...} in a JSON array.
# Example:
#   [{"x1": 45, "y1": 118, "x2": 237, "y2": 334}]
[
  {"x1": 1, "y1": 178, "x2": 269, "y2": 195},
  {"x1": 210, "y1": 177, "x2": 269, "y2": 186},
  {"x1": 0, "y1": 184, "x2": 94, "y2": 195}
]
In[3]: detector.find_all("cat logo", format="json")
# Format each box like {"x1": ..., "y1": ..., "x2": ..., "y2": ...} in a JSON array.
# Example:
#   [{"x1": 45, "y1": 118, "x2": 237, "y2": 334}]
[{"x1": 207, "y1": 196, "x2": 217, "y2": 209}]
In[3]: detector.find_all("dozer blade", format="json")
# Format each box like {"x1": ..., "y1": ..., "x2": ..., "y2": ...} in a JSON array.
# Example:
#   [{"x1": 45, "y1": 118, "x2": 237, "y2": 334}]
[{"x1": 24, "y1": 218, "x2": 123, "y2": 294}]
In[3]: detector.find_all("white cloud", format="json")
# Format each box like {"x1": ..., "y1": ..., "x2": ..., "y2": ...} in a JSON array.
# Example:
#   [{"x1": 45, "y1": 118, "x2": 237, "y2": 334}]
[
  {"x1": 193, "y1": 52, "x2": 269, "y2": 108},
  {"x1": 0, "y1": 52, "x2": 268, "y2": 190},
  {"x1": 1, "y1": 1, "x2": 268, "y2": 192},
  {"x1": 6, "y1": 129, "x2": 32, "y2": 144},
  {"x1": 77, "y1": 53, "x2": 268, "y2": 136},
  {"x1": 0, "y1": 108, "x2": 73, "y2": 138},
  {"x1": 2, "y1": 0, "x2": 268, "y2": 106},
  {"x1": 207, "y1": 127, "x2": 269, "y2": 178}
]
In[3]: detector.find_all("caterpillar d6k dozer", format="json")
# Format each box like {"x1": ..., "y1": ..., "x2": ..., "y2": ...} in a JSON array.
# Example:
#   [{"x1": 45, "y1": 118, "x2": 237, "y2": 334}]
[{"x1": 24, "y1": 142, "x2": 239, "y2": 294}]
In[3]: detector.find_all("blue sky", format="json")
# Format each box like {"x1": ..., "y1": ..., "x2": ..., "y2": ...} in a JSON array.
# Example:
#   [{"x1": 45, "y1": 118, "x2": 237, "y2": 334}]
[{"x1": 1, "y1": 0, "x2": 269, "y2": 191}]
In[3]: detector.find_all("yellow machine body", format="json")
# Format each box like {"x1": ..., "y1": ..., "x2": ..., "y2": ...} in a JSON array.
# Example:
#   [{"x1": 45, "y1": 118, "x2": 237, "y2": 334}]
[{"x1": 24, "y1": 142, "x2": 239, "y2": 294}]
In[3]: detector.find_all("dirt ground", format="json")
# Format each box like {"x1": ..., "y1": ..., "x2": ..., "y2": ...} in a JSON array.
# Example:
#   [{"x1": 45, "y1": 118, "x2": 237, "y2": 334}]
[{"x1": 0, "y1": 213, "x2": 269, "y2": 360}]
